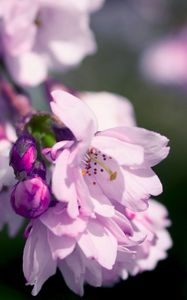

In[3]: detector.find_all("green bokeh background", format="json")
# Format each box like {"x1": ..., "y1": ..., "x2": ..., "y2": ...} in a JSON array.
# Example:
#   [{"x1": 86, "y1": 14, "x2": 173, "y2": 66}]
[{"x1": 1, "y1": 1, "x2": 187, "y2": 299}]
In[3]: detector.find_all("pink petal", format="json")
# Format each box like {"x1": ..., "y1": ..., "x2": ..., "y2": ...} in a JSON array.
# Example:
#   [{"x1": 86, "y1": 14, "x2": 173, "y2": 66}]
[
  {"x1": 122, "y1": 168, "x2": 163, "y2": 211},
  {"x1": 50, "y1": 90, "x2": 98, "y2": 142},
  {"x1": 74, "y1": 169, "x2": 94, "y2": 216},
  {"x1": 147, "y1": 199, "x2": 171, "y2": 228},
  {"x1": 90, "y1": 195, "x2": 114, "y2": 217},
  {"x1": 84, "y1": 262, "x2": 102, "y2": 287},
  {"x1": 44, "y1": 4, "x2": 97, "y2": 68},
  {"x1": 47, "y1": 230, "x2": 75, "y2": 260},
  {"x1": 92, "y1": 135, "x2": 144, "y2": 166},
  {"x1": 52, "y1": 149, "x2": 77, "y2": 203},
  {"x1": 58, "y1": 248, "x2": 85, "y2": 296},
  {"x1": 138, "y1": 230, "x2": 172, "y2": 271},
  {"x1": 50, "y1": 140, "x2": 74, "y2": 160},
  {"x1": 98, "y1": 127, "x2": 169, "y2": 167},
  {"x1": 113, "y1": 210, "x2": 134, "y2": 236},
  {"x1": 80, "y1": 91, "x2": 136, "y2": 130},
  {"x1": 86, "y1": 155, "x2": 125, "y2": 205},
  {"x1": 100, "y1": 217, "x2": 136, "y2": 245},
  {"x1": 6, "y1": 52, "x2": 47, "y2": 86},
  {"x1": 85, "y1": 175, "x2": 114, "y2": 217},
  {"x1": 23, "y1": 221, "x2": 56, "y2": 296},
  {"x1": 67, "y1": 194, "x2": 79, "y2": 219},
  {"x1": 78, "y1": 220, "x2": 117, "y2": 269},
  {"x1": 40, "y1": 203, "x2": 87, "y2": 237}
]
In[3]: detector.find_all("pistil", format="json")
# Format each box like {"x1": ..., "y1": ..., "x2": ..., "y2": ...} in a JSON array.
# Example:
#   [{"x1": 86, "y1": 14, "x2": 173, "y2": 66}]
[{"x1": 89, "y1": 153, "x2": 117, "y2": 181}]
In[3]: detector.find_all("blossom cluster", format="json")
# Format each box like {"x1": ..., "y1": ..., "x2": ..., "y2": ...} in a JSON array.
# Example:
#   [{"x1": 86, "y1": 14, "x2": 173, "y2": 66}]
[{"x1": 0, "y1": 0, "x2": 172, "y2": 297}]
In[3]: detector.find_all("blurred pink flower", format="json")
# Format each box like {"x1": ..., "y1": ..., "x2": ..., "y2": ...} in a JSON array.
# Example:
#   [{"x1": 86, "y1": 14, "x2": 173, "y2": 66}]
[
  {"x1": 0, "y1": 190, "x2": 23, "y2": 237},
  {"x1": 0, "y1": 123, "x2": 23, "y2": 236},
  {"x1": 0, "y1": 0, "x2": 105, "y2": 86},
  {"x1": 47, "y1": 90, "x2": 169, "y2": 215},
  {"x1": 140, "y1": 27, "x2": 187, "y2": 85},
  {"x1": 79, "y1": 91, "x2": 136, "y2": 130},
  {"x1": 131, "y1": 0, "x2": 169, "y2": 24},
  {"x1": 0, "y1": 123, "x2": 17, "y2": 190}
]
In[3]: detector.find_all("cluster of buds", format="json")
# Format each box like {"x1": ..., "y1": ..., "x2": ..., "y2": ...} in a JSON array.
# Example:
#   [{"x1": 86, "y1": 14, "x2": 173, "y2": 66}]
[{"x1": 10, "y1": 134, "x2": 51, "y2": 219}]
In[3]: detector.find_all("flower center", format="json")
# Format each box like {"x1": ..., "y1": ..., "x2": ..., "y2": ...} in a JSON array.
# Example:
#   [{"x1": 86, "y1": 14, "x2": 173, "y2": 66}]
[{"x1": 82, "y1": 148, "x2": 117, "y2": 181}]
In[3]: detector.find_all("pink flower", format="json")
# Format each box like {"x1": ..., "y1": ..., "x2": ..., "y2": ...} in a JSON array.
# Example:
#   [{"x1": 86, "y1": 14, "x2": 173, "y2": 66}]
[
  {"x1": 47, "y1": 90, "x2": 169, "y2": 216},
  {"x1": 140, "y1": 27, "x2": 187, "y2": 86},
  {"x1": 23, "y1": 198, "x2": 171, "y2": 296},
  {"x1": 0, "y1": 0, "x2": 105, "y2": 86},
  {"x1": 23, "y1": 202, "x2": 142, "y2": 296},
  {"x1": 79, "y1": 91, "x2": 136, "y2": 130}
]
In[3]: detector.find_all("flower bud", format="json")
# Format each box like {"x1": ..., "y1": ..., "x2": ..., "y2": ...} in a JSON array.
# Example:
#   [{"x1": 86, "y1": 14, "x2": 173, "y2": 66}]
[
  {"x1": 10, "y1": 134, "x2": 37, "y2": 176},
  {"x1": 11, "y1": 177, "x2": 50, "y2": 218}
]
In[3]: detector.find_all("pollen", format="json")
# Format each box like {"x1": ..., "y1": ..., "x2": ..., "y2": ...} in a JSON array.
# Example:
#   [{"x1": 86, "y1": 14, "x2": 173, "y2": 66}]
[
  {"x1": 110, "y1": 171, "x2": 117, "y2": 181},
  {"x1": 82, "y1": 169, "x2": 87, "y2": 176}
]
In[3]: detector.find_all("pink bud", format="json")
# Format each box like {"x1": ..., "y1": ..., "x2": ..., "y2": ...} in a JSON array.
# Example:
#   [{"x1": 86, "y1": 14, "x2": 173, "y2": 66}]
[
  {"x1": 11, "y1": 177, "x2": 50, "y2": 218},
  {"x1": 10, "y1": 134, "x2": 37, "y2": 176}
]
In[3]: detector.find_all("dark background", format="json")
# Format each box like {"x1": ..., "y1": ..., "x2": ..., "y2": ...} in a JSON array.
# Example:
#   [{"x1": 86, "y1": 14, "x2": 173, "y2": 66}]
[{"x1": 1, "y1": 0, "x2": 187, "y2": 299}]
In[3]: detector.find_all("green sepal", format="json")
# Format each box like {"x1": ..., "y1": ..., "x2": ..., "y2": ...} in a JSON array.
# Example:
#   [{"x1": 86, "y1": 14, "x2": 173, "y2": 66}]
[{"x1": 26, "y1": 113, "x2": 56, "y2": 148}]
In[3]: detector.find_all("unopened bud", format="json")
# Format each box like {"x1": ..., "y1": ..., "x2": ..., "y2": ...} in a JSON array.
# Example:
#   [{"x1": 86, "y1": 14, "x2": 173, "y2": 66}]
[
  {"x1": 11, "y1": 177, "x2": 50, "y2": 218},
  {"x1": 10, "y1": 134, "x2": 37, "y2": 176}
]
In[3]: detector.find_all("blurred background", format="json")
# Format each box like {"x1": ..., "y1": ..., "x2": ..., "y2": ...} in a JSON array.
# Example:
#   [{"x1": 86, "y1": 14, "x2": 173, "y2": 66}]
[{"x1": 1, "y1": 0, "x2": 187, "y2": 299}]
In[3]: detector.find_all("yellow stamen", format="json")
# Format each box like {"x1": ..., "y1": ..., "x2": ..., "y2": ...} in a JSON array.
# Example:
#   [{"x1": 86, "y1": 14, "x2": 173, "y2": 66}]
[{"x1": 90, "y1": 154, "x2": 117, "y2": 181}]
